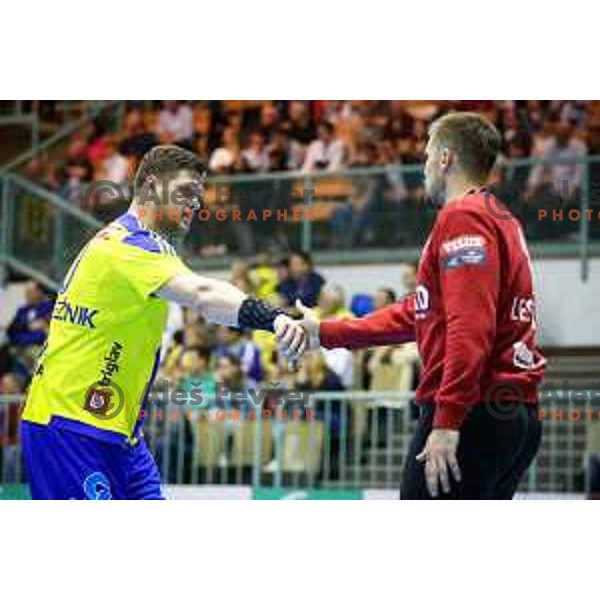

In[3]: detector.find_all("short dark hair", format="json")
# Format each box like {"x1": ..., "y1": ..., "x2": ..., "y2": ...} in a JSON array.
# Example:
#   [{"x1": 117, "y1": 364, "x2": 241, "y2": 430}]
[
  {"x1": 379, "y1": 287, "x2": 397, "y2": 304},
  {"x1": 291, "y1": 250, "x2": 313, "y2": 267},
  {"x1": 133, "y1": 145, "x2": 206, "y2": 197},
  {"x1": 429, "y1": 112, "x2": 501, "y2": 183}
]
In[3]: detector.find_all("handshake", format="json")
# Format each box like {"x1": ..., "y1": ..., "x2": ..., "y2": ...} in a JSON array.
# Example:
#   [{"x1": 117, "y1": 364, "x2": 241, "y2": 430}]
[{"x1": 272, "y1": 300, "x2": 321, "y2": 362}]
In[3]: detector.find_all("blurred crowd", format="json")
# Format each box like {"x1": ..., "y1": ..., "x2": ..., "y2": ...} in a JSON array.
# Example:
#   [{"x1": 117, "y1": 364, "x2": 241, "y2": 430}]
[
  {"x1": 14, "y1": 100, "x2": 600, "y2": 257},
  {"x1": 0, "y1": 254, "x2": 420, "y2": 482},
  {"x1": 158, "y1": 252, "x2": 419, "y2": 400},
  {"x1": 0, "y1": 253, "x2": 419, "y2": 397},
  {"x1": 22, "y1": 100, "x2": 600, "y2": 183}
]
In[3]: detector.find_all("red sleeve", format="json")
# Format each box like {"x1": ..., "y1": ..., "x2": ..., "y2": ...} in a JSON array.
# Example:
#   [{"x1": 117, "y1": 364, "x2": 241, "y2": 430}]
[
  {"x1": 433, "y1": 209, "x2": 500, "y2": 429},
  {"x1": 319, "y1": 295, "x2": 416, "y2": 350}
]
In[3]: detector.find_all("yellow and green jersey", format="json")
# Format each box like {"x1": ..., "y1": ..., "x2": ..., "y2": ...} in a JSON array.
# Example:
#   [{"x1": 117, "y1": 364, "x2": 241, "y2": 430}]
[
  {"x1": 251, "y1": 265, "x2": 279, "y2": 302},
  {"x1": 22, "y1": 212, "x2": 191, "y2": 443}
]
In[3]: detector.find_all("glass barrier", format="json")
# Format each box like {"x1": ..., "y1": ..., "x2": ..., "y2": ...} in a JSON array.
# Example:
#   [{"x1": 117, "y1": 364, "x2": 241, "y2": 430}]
[
  {"x1": 1, "y1": 156, "x2": 599, "y2": 285},
  {"x1": 2, "y1": 174, "x2": 101, "y2": 282}
]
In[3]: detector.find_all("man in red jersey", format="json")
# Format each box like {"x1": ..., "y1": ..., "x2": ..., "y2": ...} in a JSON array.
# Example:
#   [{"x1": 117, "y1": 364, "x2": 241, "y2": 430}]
[{"x1": 292, "y1": 112, "x2": 545, "y2": 499}]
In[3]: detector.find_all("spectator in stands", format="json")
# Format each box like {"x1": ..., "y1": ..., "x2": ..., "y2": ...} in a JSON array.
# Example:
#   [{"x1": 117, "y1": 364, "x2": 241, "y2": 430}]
[
  {"x1": 527, "y1": 121, "x2": 587, "y2": 200},
  {"x1": 276, "y1": 251, "x2": 325, "y2": 308},
  {"x1": 366, "y1": 339, "x2": 420, "y2": 394},
  {"x1": 98, "y1": 136, "x2": 129, "y2": 187},
  {"x1": 91, "y1": 137, "x2": 131, "y2": 220},
  {"x1": 0, "y1": 372, "x2": 23, "y2": 398},
  {"x1": 162, "y1": 319, "x2": 213, "y2": 382},
  {"x1": 21, "y1": 157, "x2": 61, "y2": 192},
  {"x1": 302, "y1": 121, "x2": 346, "y2": 172},
  {"x1": 330, "y1": 179, "x2": 377, "y2": 247},
  {"x1": 179, "y1": 346, "x2": 217, "y2": 409},
  {"x1": 384, "y1": 100, "x2": 415, "y2": 140},
  {"x1": 276, "y1": 256, "x2": 290, "y2": 283},
  {"x1": 215, "y1": 353, "x2": 254, "y2": 400},
  {"x1": 61, "y1": 155, "x2": 94, "y2": 206},
  {"x1": 294, "y1": 350, "x2": 346, "y2": 429},
  {"x1": 86, "y1": 118, "x2": 110, "y2": 165},
  {"x1": 295, "y1": 352, "x2": 346, "y2": 479},
  {"x1": 373, "y1": 287, "x2": 397, "y2": 311},
  {"x1": 240, "y1": 253, "x2": 282, "y2": 376},
  {"x1": 315, "y1": 285, "x2": 354, "y2": 389},
  {"x1": 349, "y1": 140, "x2": 379, "y2": 168},
  {"x1": 315, "y1": 285, "x2": 353, "y2": 321},
  {"x1": 227, "y1": 259, "x2": 253, "y2": 294},
  {"x1": 559, "y1": 101, "x2": 588, "y2": 130},
  {"x1": 7, "y1": 281, "x2": 53, "y2": 350},
  {"x1": 359, "y1": 287, "x2": 398, "y2": 390},
  {"x1": 208, "y1": 126, "x2": 240, "y2": 174},
  {"x1": 285, "y1": 101, "x2": 316, "y2": 146},
  {"x1": 249, "y1": 252, "x2": 279, "y2": 302},
  {"x1": 295, "y1": 352, "x2": 345, "y2": 394},
  {"x1": 396, "y1": 136, "x2": 426, "y2": 195},
  {"x1": 119, "y1": 108, "x2": 158, "y2": 159},
  {"x1": 266, "y1": 129, "x2": 303, "y2": 171},
  {"x1": 241, "y1": 132, "x2": 270, "y2": 173},
  {"x1": 214, "y1": 354, "x2": 257, "y2": 472},
  {"x1": 257, "y1": 103, "x2": 280, "y2": 138},
  {"x1": 214, "y1": 326, "x2": 264, "y2": 383},
  {"x1": 156, "y1": 101, "x2": 194, "y2": 147},
  {"x1": 23, "y1": 158, "x2": 44, "y2": 183},
  {"x1": 193, "y1": 101, "x2": 213, "y2": 140},
  {"x1": 230, "y1": 259, "x2": 250, "y2": 282},
  {"x1": 26, "y1": 99, "x2": 600, "y2": 259},
  {"x1": 501, "y1": 134, "x2": 533, "y2": 189}
]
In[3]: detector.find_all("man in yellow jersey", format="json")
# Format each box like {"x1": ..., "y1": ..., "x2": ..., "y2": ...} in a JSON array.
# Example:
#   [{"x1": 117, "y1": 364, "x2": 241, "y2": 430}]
[{"x1": 21, "y1": 145, "x2": 306, "y2": 500}]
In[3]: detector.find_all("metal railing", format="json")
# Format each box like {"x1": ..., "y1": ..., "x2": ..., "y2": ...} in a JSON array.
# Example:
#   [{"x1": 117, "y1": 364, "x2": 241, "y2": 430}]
[
  {"x1": 0, "y1": 173, "x2": 102, "y2": 287},
  {"x1": 0, "y1": 101, "x2": 125, "y2": 175},
  {"x1": 197, "y1": 156, "x2": 600, "y2": 280},
  {"x1": 1, "y1": 155, "x2": 599, "y2": 287},
  {"x1": 2, "y1": 390, "x2": 599, "y2": 496}
]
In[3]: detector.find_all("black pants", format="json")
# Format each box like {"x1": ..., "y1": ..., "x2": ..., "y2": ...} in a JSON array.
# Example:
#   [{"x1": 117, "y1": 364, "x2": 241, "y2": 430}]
[{"x1": 401, "y1": 401, "x2": 542, "y2": 500}]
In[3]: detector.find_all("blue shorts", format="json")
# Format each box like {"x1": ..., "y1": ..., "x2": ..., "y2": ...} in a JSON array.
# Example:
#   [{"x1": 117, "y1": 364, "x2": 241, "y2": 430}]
[{"x1": 21, "y1": 420, "x2": 164, "y2": 500}]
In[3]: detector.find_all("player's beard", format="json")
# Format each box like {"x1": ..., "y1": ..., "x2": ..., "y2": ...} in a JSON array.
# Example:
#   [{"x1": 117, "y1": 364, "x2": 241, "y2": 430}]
[
  {"x1": 423, "y1": 140, "x2": 448, "y2": 206},
  {"x1": 425, "y1": 173, "x2": 446, "y2": 207},
  {"x1": 152, "y1": 210, "x2": 191, "y2": 246}
]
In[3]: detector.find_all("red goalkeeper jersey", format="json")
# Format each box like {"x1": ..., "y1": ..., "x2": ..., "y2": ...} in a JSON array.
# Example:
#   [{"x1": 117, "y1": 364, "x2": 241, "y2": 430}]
[{"x1": 319, "y1": 190, "x2": 545, "y2": 429}]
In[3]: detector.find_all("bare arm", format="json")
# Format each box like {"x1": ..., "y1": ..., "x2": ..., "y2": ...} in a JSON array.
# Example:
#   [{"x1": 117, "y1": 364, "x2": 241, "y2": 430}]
[
  {"x1": 156, "y1": 273, "x2": 307, "y2": 358},
  {"x1": 156, "y1": 272, "x2": 247, "y2": 327}
]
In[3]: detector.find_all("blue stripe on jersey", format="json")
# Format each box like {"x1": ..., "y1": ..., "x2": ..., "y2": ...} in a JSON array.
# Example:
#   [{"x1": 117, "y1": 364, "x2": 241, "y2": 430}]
[
  {"x1": 116, "y1": 212, "x2": 176, "y2": 255},
  {"x1": 132, "y1": 348, "x2": 162, "y2": 439},
  {"x1": 122, "y1": 230, "x2": 163, "y2": 254}
]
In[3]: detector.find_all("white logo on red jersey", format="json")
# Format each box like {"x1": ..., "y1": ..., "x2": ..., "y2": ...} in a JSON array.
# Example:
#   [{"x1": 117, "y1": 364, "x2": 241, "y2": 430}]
[
  {"x1": 441, "y1": 235, "x2": 488, "y2": 269},
  {"x1": 415, "y1": 285, "x2": 430, "y2": 319},
  {"x1": 441, "y1": 235, "x2": 486, "y2": 255},
  {"x1": 510, "y1": 296, "x2": 538, "y2": 330},
  {"x1": 513, "y1": 341, "x2": 535, "y2": 369}
]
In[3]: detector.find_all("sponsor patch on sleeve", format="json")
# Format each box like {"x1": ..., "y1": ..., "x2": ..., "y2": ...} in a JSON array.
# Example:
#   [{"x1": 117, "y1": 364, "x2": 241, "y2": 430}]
[{"x1": 441, "y1": 235, "x2": 487, "y2": 269}]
